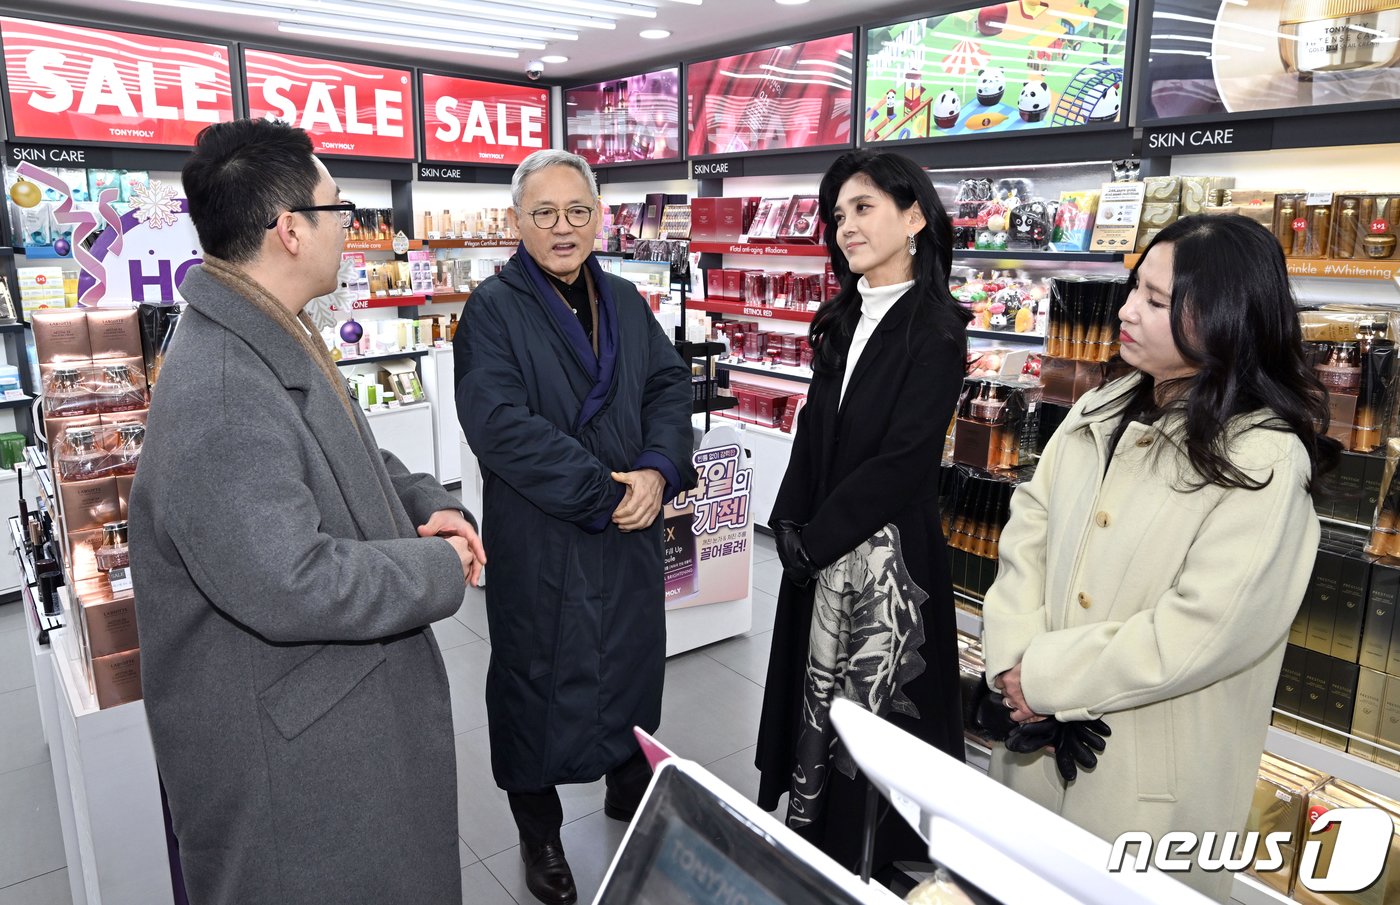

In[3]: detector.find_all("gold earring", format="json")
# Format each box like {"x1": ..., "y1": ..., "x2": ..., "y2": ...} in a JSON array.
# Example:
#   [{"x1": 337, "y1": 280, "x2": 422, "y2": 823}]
[{"x1": 908, "y1": 234, "x2": 917, "y2": 256}]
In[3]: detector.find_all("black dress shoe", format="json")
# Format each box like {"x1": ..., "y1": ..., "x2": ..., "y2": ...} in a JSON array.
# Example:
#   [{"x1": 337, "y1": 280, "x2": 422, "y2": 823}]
[{"x1": 520, "y1": 837, "x2": 577, "y2": 905}]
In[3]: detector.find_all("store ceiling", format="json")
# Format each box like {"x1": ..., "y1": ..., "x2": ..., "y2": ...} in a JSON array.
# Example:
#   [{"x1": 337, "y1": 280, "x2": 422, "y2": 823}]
[{"x1": 31, "y1": 0, "x2": 947, "y2": 83}]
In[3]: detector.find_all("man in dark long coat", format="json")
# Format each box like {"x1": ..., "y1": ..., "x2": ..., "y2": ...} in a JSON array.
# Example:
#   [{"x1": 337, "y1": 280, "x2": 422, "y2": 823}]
[{"x1": 453, "y1": 149, "x2": 696, "y2": 905}]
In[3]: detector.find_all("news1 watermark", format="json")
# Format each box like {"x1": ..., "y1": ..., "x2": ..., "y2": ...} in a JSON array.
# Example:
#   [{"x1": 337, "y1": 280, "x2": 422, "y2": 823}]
[{"x1": 1107, "y1": 808, "x2": 1392, "y2": 893}]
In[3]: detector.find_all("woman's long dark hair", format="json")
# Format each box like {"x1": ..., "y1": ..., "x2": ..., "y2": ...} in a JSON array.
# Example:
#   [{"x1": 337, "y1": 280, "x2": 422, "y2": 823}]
[
  {"x1": 809, "y1": 150, "x2": 970, "y2": 375},
  {"x1": 1089, "y1": 214, "x2": 1339, "y2": 492}
]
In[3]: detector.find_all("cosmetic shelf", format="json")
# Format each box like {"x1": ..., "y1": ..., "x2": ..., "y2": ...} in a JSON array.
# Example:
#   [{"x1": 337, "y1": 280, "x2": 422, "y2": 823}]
[
  {"x1": 954, "y1": 250, "x2": 1123, "y2": 263},
  {"x1": 334, "y1": 348, "x2": 430, "y2": 368},
  {"x1": 421, "y1": 238, "x2": 519, "y2": 250},
  {"x1": 10, "y1": 517, "x2": 62, "y2": 639},
  {"x1": 362, "y1": 401, "x2": 432, "y2": 419},
  {"x1": 424, "y1": 291, "x2": 471, "y2": 305},
  {"x1": 0, "y1": 395, "x2": 32, "y2": 410},
  {"x1": 349, "y1": 294, "x2": 429, "y2": 310},
  {"x1": 966, "y1": 328, "x2": 1045, "y2": 345},
  {"x1": 713, "y1": 412, "x2": 796, "y2": 443},
  {"x1": 0, "y1": 321, "x2": 27, "y2": 333},
  {"x1": 690, "y1": 241, "x2": 830, "y2": 258},
  {"x1": 705, "y1": 358, "x2": 813, "y2": 385},
  {"x1": 1264, "y1": 718, "x2": 1400, "y2": 803},
  {"x1": 342, "y1": 239, "x2": 424, "y2": 252},
  {"x1": 693, "y1": 395, "x2": 739, "y2": 416},
  {"x1": 689, "y1": 298, "x2": 816, "y2": 324},
  {"x1": 1125, "y1": 253, "x2": 1400, "y2": 282}
]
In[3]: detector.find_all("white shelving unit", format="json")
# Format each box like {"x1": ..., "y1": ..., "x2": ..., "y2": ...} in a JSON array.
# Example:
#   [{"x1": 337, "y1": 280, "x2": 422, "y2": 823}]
[{"x1": 363, "y1": 401, "x2": 435, "y2": 477}]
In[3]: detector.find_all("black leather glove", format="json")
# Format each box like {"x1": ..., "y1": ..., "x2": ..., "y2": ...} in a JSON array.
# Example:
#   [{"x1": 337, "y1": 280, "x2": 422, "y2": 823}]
[
  {"x1": 773, "y1": 520, "x2": 818, "y2": 588},
  {"x1": 964, "y1": 673, "x2": 1017, "y2": 742},
  {"x1": 1006, "y1": 717, "x2": 1111, "y2": 784},
  {"x1": 1054, "y1": 718, "x2": 1111, "y2": 783},
  {"x1": 1005, "y1": 718, "x2": 1058, "y2": 755}
]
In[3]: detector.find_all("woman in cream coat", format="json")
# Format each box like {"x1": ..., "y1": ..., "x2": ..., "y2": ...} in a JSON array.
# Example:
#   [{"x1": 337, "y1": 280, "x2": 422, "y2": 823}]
[{"x1": 982, "y1": 215, "x2": 1339, "y2": 902}]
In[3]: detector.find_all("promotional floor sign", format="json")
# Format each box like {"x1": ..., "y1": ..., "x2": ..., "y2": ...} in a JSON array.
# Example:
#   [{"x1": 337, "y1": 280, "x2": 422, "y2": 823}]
[{"x1": 664, "y1": 434, "x2": 753, "y2": 610}]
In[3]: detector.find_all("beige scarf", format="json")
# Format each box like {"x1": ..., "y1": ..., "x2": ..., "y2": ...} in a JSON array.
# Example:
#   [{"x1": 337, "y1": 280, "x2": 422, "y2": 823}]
[{"x1": 200, "y1": 256, "x2": 359, "y2": 425}]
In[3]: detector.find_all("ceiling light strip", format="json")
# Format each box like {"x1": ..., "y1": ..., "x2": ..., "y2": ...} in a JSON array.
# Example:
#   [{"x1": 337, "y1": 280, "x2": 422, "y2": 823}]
[
  {"x1": 276, "y1": 22, "x2": 521, "y2": 56},
  {"x1": 284, "y1": 12, "x2": 549, "y2": 49}
]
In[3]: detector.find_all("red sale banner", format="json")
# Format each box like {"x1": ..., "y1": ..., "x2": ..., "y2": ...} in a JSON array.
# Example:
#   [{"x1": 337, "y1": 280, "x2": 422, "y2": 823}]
[
  {"x1": 0, "y1": 17, "x2": 234, "y2": 147},
  {"x1": 420, "y1": 74, "x2": 548, "y2": 166},
  {"x1": 244, "y1": 49, "x2": 415, "y2": 160}
]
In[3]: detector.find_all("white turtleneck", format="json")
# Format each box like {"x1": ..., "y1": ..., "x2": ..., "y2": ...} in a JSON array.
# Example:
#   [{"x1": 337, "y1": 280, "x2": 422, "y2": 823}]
[{"x1": 840, "y1": 275, "x2": 914, "y2": 403}]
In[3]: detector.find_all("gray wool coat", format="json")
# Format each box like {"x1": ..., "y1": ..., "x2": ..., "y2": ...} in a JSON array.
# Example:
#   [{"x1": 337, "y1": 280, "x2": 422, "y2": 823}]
[{"x1": 130, "y1": 265, "x2": 469, "y2": 905}]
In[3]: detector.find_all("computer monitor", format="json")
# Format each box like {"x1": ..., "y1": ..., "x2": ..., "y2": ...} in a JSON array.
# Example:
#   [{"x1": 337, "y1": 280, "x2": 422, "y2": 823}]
[
  {"x1": 594, "y1": 758, "x2": 902, "y2": 905},
  {"x1": 831, "y1": 699, "x2": 1216, "y2": 905}
]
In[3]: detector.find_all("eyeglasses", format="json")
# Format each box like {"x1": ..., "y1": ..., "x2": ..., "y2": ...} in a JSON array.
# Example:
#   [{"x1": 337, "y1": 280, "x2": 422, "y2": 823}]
[
  {"x1": 526, "y1": 206, "x2": 594, "y2": 229},
  {"x1": 265, "y1": 200, "x2": 357, "y2": 230}
]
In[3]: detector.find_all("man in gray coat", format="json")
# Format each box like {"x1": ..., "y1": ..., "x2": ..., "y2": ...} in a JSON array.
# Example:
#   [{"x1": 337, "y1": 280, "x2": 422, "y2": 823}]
[{"x1": 130, "y1": 118, "x2": 484, "y2": 905}]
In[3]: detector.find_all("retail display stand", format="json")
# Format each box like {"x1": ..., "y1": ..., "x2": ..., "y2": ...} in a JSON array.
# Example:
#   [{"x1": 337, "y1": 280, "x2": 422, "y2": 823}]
[
  {"x1": 832, "y1": 699, "x2": 1214, "y2": 905},
  {"x1": 9, "y1": 516, "x2": 172, "y2": 905}
]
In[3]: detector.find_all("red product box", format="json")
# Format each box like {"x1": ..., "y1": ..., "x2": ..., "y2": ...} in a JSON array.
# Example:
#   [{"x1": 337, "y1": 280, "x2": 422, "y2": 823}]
[
  {"x1": 706, "y1": 269, "x2": 727, "y2": 299},
  {"x1": 779, "y1": 195, "x2": 822, "y2": 243},
  {"x1": 755, "y1": 390, "x2": 792, "y2": 428},
  {"x1": 723, "y1": 269, "x2": 743, "y2": 300},
  {"x1": 742, "y1": 197, "x2": 762, "y2": 234},
  {"x1": 716, "y1": 198, "x2": 749, "y2": 242},
  {"x1": 691, "y1": 198, "x2": 720, "y2": 241},
  {"x1": 780, "y1": 395, "x2": 805, "y2": 432},
  {"x1": 736, "y1": 387, "x2": 758, "y2": 423}
]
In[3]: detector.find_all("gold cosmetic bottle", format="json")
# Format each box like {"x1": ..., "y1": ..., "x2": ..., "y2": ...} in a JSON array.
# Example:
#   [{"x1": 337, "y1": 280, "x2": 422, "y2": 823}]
[
  {"x1": 1275, "y1": 195, "x2": 1299, "y2": 256},
  {"x1": 1279, "y1": 0, "x2": 1400, "y2": 77},
  {"x1": 1333, "y1": 197, "x2": 1361, "y2": 259},
  {"x1": 1364, "y1": 196, "x2": 1398, "y2": 260}
]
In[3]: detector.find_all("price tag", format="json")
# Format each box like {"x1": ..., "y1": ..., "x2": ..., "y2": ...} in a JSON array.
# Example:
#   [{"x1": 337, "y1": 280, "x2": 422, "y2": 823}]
[
  {"x1": 108, "y1": 566, "x2": 134, "y2": 594},
  {"x1": 1305, "y1": 192, "x2": 1335, "y2": 206}
]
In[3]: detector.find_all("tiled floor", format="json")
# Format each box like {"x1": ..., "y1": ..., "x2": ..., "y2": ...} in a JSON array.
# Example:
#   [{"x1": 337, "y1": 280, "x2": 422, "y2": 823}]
[{"x1": 0, "y1": 534, "x2": 785, "y2": 905}]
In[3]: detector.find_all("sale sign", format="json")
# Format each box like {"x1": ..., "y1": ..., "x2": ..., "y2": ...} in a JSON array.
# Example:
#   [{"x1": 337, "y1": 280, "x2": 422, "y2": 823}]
[
  {"x1": 0, "y1": 17, "x2": 234, "y2": 147},
  {"x1": 420, "y1": 74, "x2": 548, "y2": 166},
  {"x1": 244, "y1": 49, "x2": 415, "y2": 160}
]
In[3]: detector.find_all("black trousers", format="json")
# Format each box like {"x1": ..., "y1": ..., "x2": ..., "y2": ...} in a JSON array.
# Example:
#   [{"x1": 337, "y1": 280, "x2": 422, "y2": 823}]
[{"x1": 508, "y1": 749, "x2": 651, "y2": 847}]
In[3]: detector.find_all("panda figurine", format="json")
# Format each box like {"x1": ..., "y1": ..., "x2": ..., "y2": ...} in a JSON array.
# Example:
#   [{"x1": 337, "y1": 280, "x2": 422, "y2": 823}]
[
  {"x1": 975, "y1": 67, "x2": 1005, "y2": 106},
  {"x1": 1018, "y1": 80, "x2": 1050, "y2": 123},
  {"x1": 1089, "y1": 83, "x2": 1121, "y2": 123},
  {"x1": 934, "y1": 90, "x2": 962, "y2": 130}
]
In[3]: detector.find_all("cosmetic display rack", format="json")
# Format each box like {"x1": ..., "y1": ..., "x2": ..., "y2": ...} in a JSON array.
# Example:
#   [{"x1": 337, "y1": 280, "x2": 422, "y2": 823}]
[{"x1": 8, "y1": 511, "x2": 171, "y2": 905}]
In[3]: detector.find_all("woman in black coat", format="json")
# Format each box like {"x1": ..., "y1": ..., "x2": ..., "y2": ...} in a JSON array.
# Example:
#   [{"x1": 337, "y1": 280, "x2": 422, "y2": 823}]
[{"x1": 756, "y1": 149, "x2": 970, "y2": 873}]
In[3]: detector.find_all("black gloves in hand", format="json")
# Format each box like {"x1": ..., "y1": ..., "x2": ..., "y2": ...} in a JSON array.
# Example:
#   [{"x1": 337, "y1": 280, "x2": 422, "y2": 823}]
[
  {"x1": 1005, "y1": 717, "x2": 1111, "y2": 784},
  {"x1": 1055, "y1": 718, "x2": 1111, "y2": 783},
  {"x1": 773, "y1": 520, "x2": 818, "y2": 588},
  {"x1": 964, "y1": 673, "x2": 1017, "y2": 742}
]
